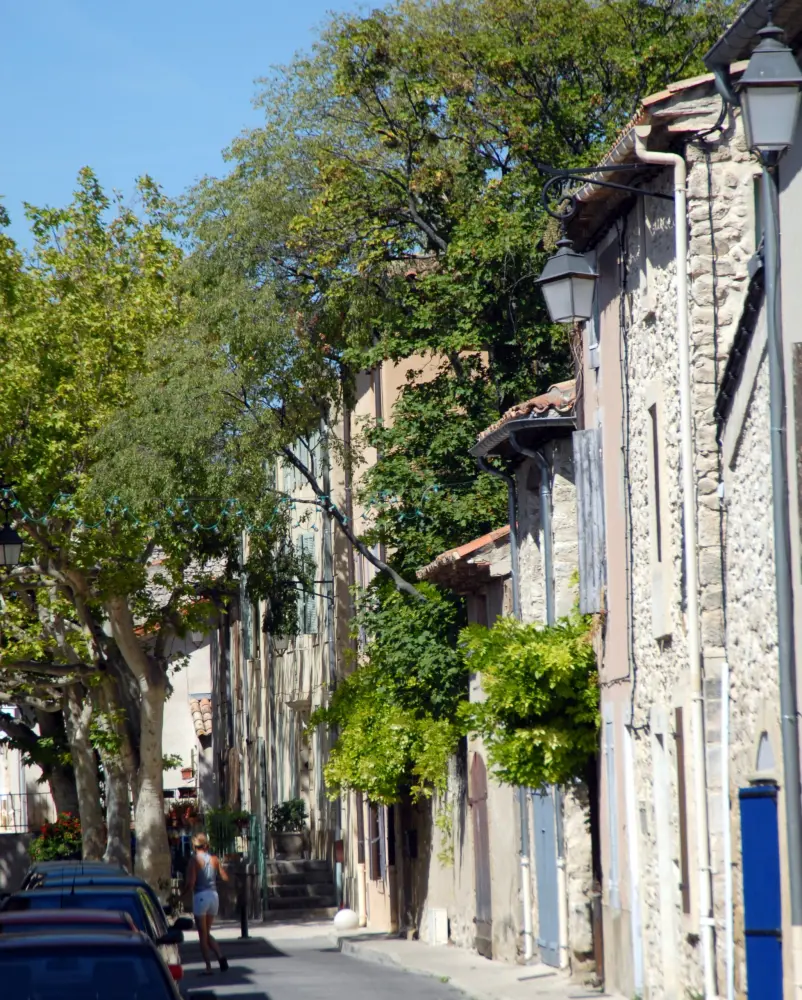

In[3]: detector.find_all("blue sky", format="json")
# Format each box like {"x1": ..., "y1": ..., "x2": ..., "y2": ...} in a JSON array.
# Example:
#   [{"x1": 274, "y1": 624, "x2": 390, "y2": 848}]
[{"x1": 1, "y1": 1, "x2": 360, "y2": 246}]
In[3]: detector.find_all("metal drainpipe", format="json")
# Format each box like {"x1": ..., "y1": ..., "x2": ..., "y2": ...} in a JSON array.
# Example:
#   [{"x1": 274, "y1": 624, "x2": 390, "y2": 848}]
[
  {"x1": 509, "y1": 434, "x2": 569, "y2": 969},
  {"x1": 476, "y1": 456, "x2": 533, "y2": 961},
  {"x1": 762, "y1": 162, "x2": 802, "y2": 984}
]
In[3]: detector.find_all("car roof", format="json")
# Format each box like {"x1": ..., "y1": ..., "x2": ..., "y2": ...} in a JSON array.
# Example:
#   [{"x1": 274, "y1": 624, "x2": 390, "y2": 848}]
[
  {"x1": 40, "y1": 875, "x2": 144, "y2": 886},
  {"x1": 0, "y1": 930, "x2": 149, "y2": 951},
  {"x1": 11, "y1": 886, "x2": 146, "y2": 898},
  {"x1": 0, "y1": 909, "x2": 133, "y2": 924},
  {"x1": 28, "y1": 861, "x2": 124, "y2": 871}
]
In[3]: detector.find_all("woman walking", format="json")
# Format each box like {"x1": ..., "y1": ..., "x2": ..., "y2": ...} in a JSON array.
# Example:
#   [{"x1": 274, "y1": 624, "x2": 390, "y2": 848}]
[{"x1": 185, "y1": 833, "x2": 230, "y2": 976}]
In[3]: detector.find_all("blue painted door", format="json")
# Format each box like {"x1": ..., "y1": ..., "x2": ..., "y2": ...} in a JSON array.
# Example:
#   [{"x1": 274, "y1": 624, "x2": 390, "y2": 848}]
[
  {"x1": 739, "y1": 785, "x2": 783, "y2": 1000},
  {"x1": 532, "y1": 786, "x2": 560, "y2": 967}
]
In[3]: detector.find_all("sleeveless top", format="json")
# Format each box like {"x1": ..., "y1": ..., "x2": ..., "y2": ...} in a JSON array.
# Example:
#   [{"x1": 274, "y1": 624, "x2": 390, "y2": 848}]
[{"x1": 194, "y1": 851, "x2": 217, "y2": 894}]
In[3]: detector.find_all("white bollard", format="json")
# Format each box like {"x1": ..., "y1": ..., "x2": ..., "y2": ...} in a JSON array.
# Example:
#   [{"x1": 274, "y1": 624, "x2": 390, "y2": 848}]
[{"x1": 333, "y1": 908, "x2": 359, "y2": 932}]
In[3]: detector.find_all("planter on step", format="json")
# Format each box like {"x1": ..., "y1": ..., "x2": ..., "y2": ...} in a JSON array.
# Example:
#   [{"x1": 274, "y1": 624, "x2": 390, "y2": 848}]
[{"x1": 272, "y1": 832, "x2": 304, "y2": 859}]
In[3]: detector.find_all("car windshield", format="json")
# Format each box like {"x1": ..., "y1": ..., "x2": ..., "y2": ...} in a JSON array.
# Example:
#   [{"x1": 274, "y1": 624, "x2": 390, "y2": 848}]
[
  {"x1": 6, "y1": 895, "x2": 145, "y2": 932},
  {"x1": 0, "y1": 946, "x2": 172, "y2": 1000}
]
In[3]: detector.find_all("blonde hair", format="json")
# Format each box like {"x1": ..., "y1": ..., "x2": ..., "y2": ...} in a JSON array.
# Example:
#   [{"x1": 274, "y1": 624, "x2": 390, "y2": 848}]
[{"x1": 192, "y1": 833, "x2": 209, "y2": 851}]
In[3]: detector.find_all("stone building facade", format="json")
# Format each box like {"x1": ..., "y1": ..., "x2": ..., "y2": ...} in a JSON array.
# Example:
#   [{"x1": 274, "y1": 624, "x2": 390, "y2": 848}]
[
  {"x1": 570, "y1": 65, "x2": 798, "y2": 999},
  {"x1": 468, "y1": 386, "x2": 596, "y2": 972}
]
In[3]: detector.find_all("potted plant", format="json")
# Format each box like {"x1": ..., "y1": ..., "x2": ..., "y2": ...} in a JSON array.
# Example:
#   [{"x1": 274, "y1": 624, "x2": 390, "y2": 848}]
[
  {"x1": 232, "y1": 809, "x2": 251, "y2": 832},
  {"x1": 268, "y1": 799, "x2": 307, "y2": 859},
  {"x1": 29, "y1": 813, "x2": 82, "y2": 862}
]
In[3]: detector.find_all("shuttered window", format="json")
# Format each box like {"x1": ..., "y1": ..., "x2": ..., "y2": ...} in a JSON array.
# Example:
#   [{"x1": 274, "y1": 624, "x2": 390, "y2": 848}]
[
  {"x1": 675, "y1": 707, "x2": 692, "y2": 915},
  {"x1": 296, "y1": 533, "x2": 318, "y2": 635},
  {"x1": 573, "y1": 428, "x2": 606, "y2": 613}
]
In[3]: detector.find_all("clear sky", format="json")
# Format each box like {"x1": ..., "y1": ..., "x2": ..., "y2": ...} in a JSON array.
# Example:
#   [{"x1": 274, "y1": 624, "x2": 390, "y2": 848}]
[{"x1": 1, "y1": 1, "x2": 360, "y2": 246}]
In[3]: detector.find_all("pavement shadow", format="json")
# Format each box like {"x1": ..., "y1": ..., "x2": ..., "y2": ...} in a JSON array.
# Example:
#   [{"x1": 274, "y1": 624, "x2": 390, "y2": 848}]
[
  {"x1": 181, "y1": 938, "x2": 287, "y2": 964},
  {"x1": 187, "y1": 993, "x2": 272, "y2": 1000}
]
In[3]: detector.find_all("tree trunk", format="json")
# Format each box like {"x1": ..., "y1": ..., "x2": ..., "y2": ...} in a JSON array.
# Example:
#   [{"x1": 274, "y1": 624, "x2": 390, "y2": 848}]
[
  {"x1": 102, "y1": 756, "x2": 132, "y2": 871},
  {"x1": 35, "y1": 709, "x2": 79, "y2": 816},
  {"x1": 134, "y1": 674, "x2": 171, "y2": 899},
  {"x1": 63, "y1": 685, "x2": 105, "y2": 860}
]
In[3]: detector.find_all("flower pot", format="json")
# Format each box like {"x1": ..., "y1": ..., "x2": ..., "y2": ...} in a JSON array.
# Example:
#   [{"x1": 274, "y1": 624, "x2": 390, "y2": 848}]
[
  {"x1": 272, "y1": 832, "x2": 304, "y2": 860},
  {"x1": 181, "y1": 768, "x2": 194, "y2": 781}
]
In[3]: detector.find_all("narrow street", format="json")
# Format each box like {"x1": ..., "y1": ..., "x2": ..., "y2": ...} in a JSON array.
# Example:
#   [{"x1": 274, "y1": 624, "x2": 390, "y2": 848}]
[{"x1": 180, "y1": 923, "x2": 464, "y2": 1000}]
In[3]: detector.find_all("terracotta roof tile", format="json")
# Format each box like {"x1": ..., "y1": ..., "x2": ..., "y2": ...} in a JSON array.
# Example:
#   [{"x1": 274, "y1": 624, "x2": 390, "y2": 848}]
[
  {"x1": 476, "y1": 380, "x2": 576, "y2": 443},
  {"x1": 417, "y1": 525, "x2": 510, "y2": 581}
]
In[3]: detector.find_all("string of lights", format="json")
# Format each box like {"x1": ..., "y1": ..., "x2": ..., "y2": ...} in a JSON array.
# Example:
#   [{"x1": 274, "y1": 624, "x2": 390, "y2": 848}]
[{"x1": 0, "y1": 478, "x2": 488, "y2": 536}]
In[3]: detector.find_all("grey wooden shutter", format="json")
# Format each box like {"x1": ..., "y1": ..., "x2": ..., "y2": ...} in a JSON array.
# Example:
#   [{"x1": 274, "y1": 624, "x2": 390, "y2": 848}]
[
  {"x1": 573, "y1": 428, "x2": 606, "y2": 613},
  {"x1": 296, "y1": 532, "x2": 317, "y2": 634}
]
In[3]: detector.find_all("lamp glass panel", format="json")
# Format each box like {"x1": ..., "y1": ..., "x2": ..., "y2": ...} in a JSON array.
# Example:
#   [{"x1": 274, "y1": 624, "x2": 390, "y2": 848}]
[
  {"x1": 741, "y1": 86, "x2": 802, "y2": 152},
  {"x1": 0, "y1": 540, "x2": 22, "y2": 566},
  {"x1": 570, "y1": 274, "x2": 597, "y2": 322},
  {"x1": 541, "y1": 277, "x2": 575, "y2": 324}
]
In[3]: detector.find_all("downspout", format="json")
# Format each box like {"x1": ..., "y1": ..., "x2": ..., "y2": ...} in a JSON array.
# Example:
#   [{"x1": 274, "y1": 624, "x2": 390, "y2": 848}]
[
  {"x1": 721, "y1": 657, "x2": 734, "y2": 1000},
  {"x1": 761, "y1": 160, "x2": 802, "y2": 989},
  {"x1": 477, "y1": 455, "x2": 533, "y2": 962},
  {"x1": 634, "y1": 125, "x2": 716, "y2": 1000},
  {"x1": 509, "y1": 434, "x2": 569, "y2": 969}
]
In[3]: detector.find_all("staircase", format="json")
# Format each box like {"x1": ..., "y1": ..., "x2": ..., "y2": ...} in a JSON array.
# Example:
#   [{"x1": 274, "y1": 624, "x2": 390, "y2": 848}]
[{"x1": 264, "y1": 859, "x2": 338, "y2": 922}]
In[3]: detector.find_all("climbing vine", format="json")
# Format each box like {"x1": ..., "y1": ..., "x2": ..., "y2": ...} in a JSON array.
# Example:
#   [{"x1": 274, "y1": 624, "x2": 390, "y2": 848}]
[
  {"x1": 310, "y1": 579, "x2": 466, "y2": 804},
  {"x1": 459, "y1": 613, "x2": 600, "y2": 788}
]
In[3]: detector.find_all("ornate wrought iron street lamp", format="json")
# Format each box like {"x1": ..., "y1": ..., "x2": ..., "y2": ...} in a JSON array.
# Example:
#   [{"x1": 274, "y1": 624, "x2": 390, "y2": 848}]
[
  {"x1": 536, "y1": 238, "x2": 598, "y2": 324},
  {"x1": 737, "y1": 18, "x2": 802, "y2": 159},
  {"x1": 0, "y1": 480, "x2": 22, "y2": 567}
]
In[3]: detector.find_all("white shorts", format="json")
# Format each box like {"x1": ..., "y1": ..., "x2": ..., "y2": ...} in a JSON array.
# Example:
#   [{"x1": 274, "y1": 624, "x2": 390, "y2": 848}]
[{"x1": 193, "y1": 889, "x2": 219, "y2": 917}]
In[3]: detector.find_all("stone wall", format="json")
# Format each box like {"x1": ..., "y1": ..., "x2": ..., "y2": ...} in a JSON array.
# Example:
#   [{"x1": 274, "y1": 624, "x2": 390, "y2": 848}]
[
  {"x1": 591, "y1": 85, "x2": 766, "y2": 1000},
  {"x1": 721, "y1": 344, "x2": 783, "y2": 998}
]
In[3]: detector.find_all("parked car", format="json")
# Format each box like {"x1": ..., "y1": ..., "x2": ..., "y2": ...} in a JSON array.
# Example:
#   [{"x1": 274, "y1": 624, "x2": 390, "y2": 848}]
[
  {"x1": 20, "y1": 860, "x2": 126, "y2": 890},
  {"x1": 0, "y1": 930, "x2": 183, "y2": 999},
  {"x1": 1, "y1": 886, "x2": 193, "y2": 983},
  {"x1": 33, "y1": 872, "x2": 178, "y2": 916},
  {"x1": 0, "y1": 909, "x2": 137, "y2": 935}
]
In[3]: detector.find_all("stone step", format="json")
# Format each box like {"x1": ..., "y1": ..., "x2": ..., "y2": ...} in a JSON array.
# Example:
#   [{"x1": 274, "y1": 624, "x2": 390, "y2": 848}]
[
  {"x1": 266, "y1": 869, "x2": 334, "y2": 886},
  {"x1": 266, "y1": 883, "x2": 335, "y2": 899},
  {"x1": 264, "y1": 859, "x2": 330, "y2": 873},
  {"x1": 264, "y1": 894, "x2": 337, "y2": 911},
  {"x1": 262, "y1": 905, "x2": 338, "y2": 923}
]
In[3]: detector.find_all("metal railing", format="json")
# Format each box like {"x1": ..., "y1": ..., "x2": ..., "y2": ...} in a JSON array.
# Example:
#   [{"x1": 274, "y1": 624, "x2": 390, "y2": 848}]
[{"x1": 0, "y1": 791, "x2": 57, "y2": 834}]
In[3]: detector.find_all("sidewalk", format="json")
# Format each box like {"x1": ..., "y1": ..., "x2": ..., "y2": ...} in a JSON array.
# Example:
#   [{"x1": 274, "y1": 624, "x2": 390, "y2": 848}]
[{"x1": 335, "y1": 931, "x2": 625, "y2": 1000}]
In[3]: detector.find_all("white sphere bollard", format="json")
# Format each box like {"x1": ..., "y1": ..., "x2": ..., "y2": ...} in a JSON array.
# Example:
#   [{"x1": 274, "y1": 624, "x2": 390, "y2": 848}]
[{"x1": 333, "y1": 908, "x2": 360, "y2": 932}]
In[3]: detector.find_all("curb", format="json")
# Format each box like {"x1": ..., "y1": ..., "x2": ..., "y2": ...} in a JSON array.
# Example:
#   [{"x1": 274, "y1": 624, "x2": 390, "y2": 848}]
[
  {"x1": 337, "y1": 936, "x2": 406, "y2": 971},
  {"x1": 336, "y1": 935, "x2": 489, "y2": 1000}
]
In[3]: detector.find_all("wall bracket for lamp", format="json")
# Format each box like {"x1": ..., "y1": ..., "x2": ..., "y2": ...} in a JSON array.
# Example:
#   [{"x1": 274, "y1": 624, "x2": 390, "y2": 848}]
[{"x1": 540, "y1": 161, "x2": 675, "y2": 222}]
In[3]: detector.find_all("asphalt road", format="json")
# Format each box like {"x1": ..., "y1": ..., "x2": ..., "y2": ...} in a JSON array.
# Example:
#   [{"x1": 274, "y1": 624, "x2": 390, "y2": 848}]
[{"x1": 179, "y1": 927, "x2": 465, "y2": 1000}]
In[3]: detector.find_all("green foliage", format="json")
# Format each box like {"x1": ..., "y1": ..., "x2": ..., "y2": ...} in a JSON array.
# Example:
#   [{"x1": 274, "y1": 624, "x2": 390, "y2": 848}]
[
  {"x1": 460, "y1": 614, "x2": 600, "y2": 787},
  {"x1": 358, "y1": 360, "x2": 509, "y2": 576},
  {"x1": 204, "y1": 804, "x2": 250, "y2": 855},
  {"x1": 311, "y1": 580, "x2": 466, "y2": 802},
  {"x1": 29, "y1": 812, "x2": 82, "y2": 863},
  {"x1": 434, "y1": 801, "x2": 455, "y2": 867},
  {"x1": 162, "y1": 754, "x2": 184, "y2": 771},
  {"x1": 267, "y1": 799, "x2": 307, "y2": 834}
]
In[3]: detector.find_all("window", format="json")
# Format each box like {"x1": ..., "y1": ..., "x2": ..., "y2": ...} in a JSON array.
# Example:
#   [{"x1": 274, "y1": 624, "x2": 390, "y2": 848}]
[
  {"x1": 674, "y1": 708, "x2": 692, "y2": 915},
  {"x1": 649, "y1": 404, "x2": 663, "y2": 564},
  {"x1": 368, "y1": 802, "x2": 381, "y2": 880},
  {"x1": 646, "y1": 384, "x2": 672, "y2": 639},
  {"x1": 296, "y1": 533, "x2": 318, "y2": 635}
]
